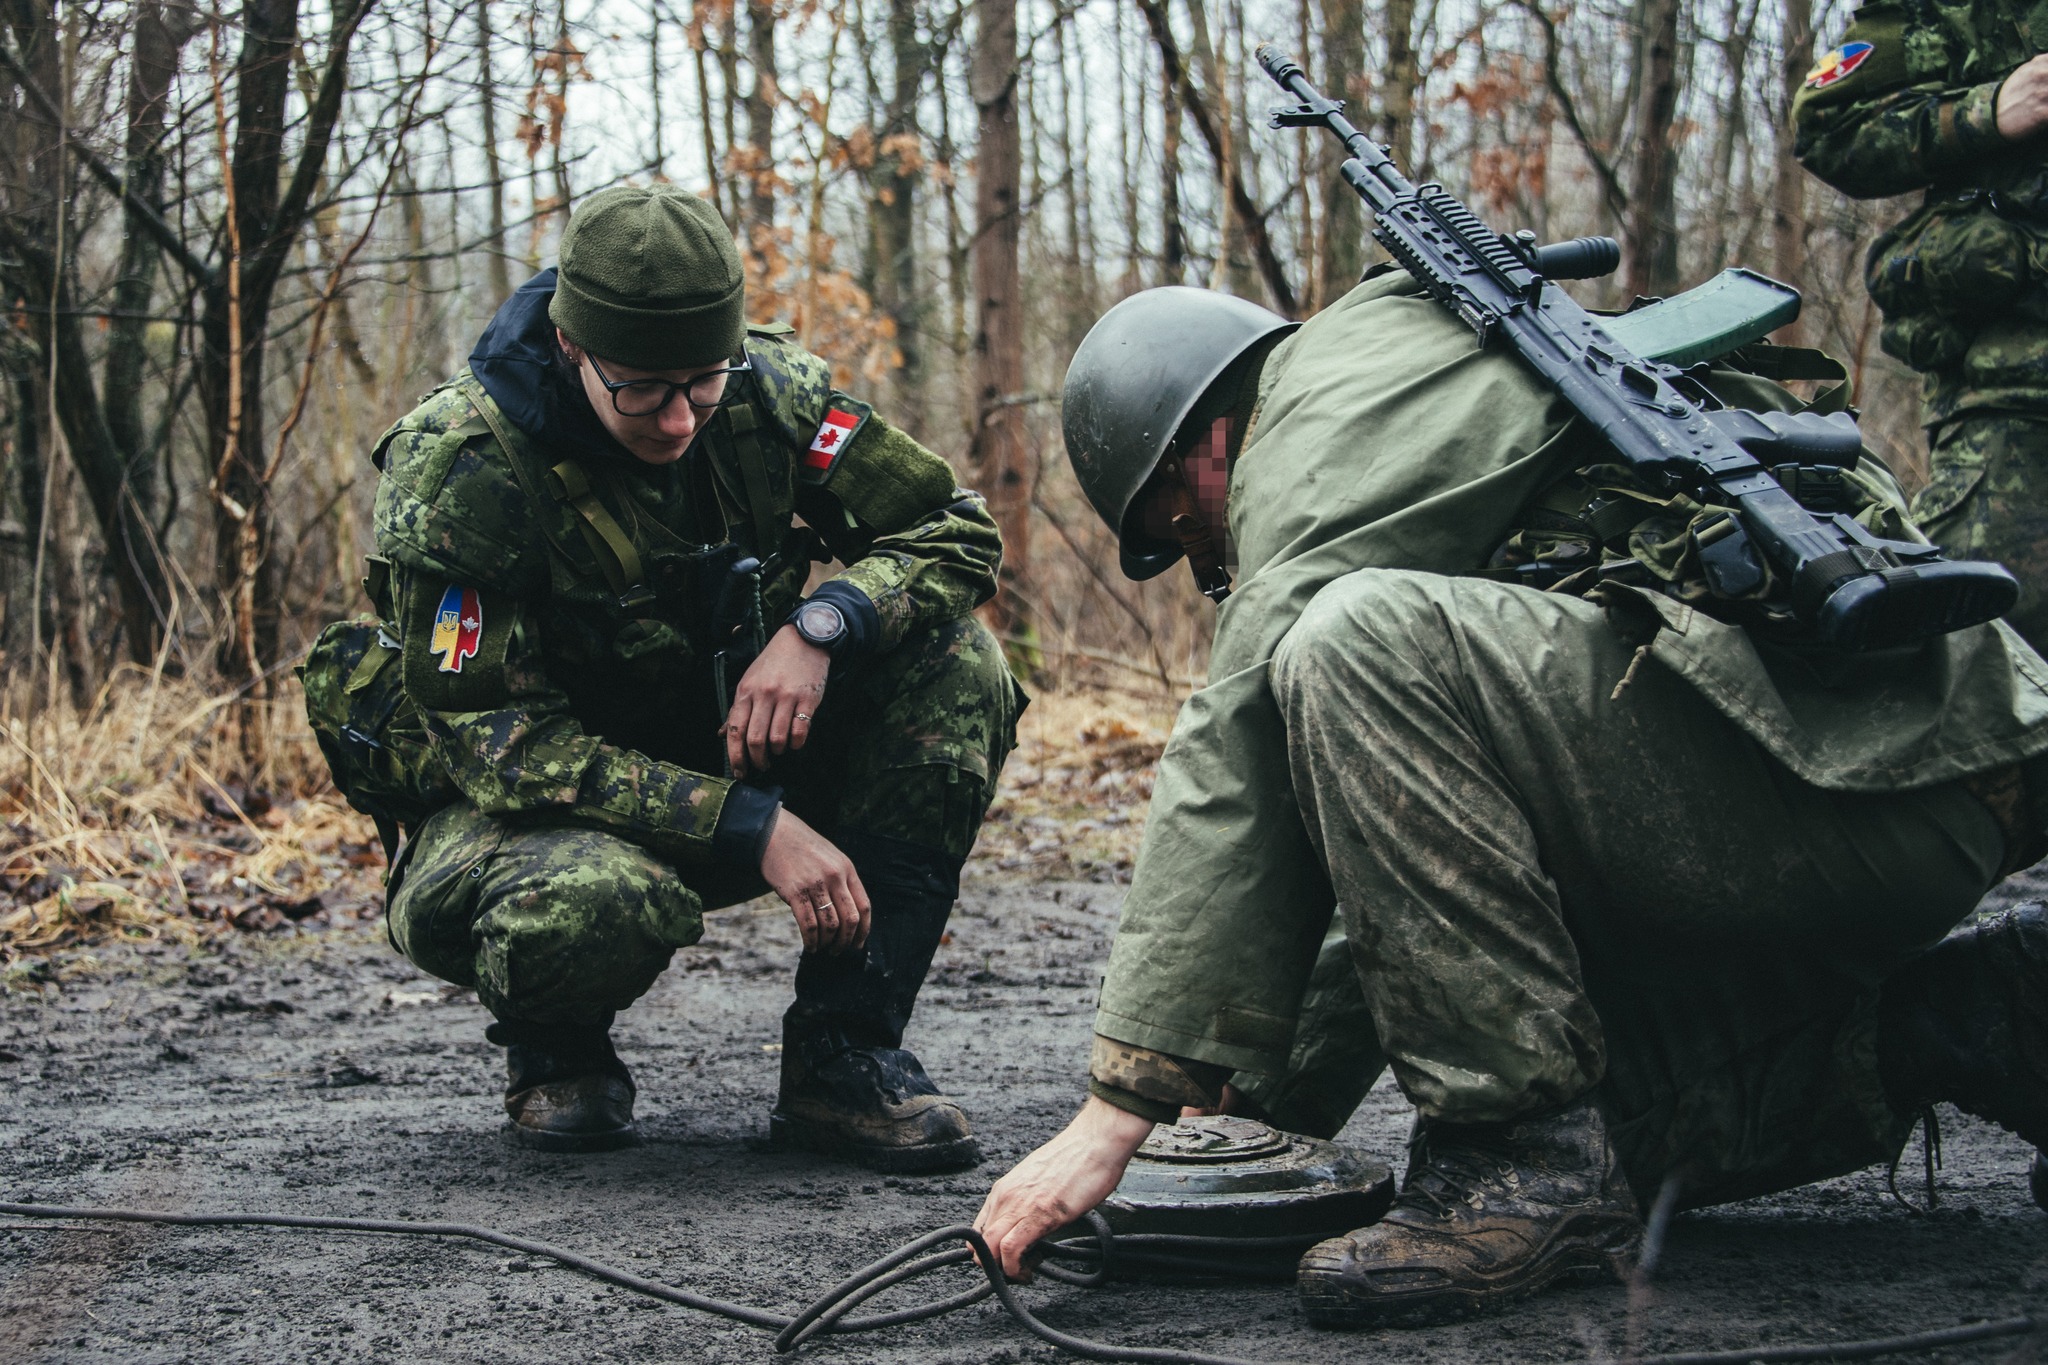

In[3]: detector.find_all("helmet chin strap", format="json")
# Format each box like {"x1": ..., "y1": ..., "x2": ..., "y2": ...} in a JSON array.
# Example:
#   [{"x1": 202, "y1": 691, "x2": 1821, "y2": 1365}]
[{"x1": 1161, "y1": 461, "x2": 1233, "y2": 604}]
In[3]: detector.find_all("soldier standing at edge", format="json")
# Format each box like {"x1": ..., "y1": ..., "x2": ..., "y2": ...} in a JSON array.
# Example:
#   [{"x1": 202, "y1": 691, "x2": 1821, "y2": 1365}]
[
  {"x1": 1795, "y1": 0, "x2": 2048, "y2": 648},
  {"x1": 307, "y1": 186, "x2": 1023, "y2": 1168}
]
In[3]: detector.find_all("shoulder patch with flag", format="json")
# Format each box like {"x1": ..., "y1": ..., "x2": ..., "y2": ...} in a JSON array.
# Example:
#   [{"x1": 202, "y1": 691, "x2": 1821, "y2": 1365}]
[
  {"x1": 1805, "y1": 40, "x2": 1874, "y2": 89},
  {"x1": 429, "y1": 584, "x2": 483, "y2": 674},
  {"x1": 801, "y1": 405, "x2": 868, "y2": 482}
]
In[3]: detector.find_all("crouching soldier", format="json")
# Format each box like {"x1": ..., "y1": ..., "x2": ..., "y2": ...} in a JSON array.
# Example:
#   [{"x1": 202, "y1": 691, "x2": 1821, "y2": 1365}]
[
  {"x1": 976, "y1": 280, "x2": 2048, "y2": 1324},
  {"x1": 303, "y1": 185, "x2": 1023, "y2": 1170}
]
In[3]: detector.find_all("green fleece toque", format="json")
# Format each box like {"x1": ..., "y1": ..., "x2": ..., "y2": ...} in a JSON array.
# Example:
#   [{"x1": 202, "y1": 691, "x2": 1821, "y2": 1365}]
[{"x1": 549, "y1": 186, "x2": 746, "y2": 370}]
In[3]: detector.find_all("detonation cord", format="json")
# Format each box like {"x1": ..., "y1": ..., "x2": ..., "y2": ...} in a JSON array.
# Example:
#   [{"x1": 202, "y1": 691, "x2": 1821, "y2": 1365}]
[{"x1": 0, "y1": 1200, "x2": 2037, "y2": 1364}]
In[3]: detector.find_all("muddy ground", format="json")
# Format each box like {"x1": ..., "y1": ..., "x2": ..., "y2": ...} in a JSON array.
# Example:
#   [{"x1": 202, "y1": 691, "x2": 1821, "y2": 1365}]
[{"x1": 1, "y1": 863, "x2": 2044, "y2": 1365}]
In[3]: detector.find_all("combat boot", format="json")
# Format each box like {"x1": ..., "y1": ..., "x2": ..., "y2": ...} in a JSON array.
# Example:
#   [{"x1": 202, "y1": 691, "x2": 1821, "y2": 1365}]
[
  {"x1": 1879, "y1": 903, "x2": 2048, "y2": 1162},
  {"x1": 1296, "y1": 1095, "x2": 1642, "y2": 1327},
  {"x1": 769, "y1": 831, "x2": 979, "y2": 1173},
  {"x1": 488, "y1": 1015, "x2": 637, "y2": 1153}
]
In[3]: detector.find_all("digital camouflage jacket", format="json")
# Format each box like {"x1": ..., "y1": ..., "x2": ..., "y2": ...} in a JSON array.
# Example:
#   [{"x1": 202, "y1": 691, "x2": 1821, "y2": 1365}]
[
  {"x1": 362, "y1": 273, "x2": 1001, "y2": 868},
  {"x1": 1793, "y1": 0, "x2": 2047, "y2": 424}
]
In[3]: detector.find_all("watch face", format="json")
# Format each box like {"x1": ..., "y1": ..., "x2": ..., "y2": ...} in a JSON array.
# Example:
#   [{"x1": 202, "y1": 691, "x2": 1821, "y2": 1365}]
[{"x1": 797, "y1": 601, "x2": 845, "y2": 643}]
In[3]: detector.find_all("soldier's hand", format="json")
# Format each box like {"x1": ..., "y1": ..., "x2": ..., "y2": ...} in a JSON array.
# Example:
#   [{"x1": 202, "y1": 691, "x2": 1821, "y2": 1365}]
[
  {"x1": 1998, "y1": 55, "x2": 2048, "y2": 141},
  {"x1": 973, "y1": 1097, "x2": 1154, "y2": 1281},
  {"x1": 726, "y1": 624, "x2": 830, "y2": 777},
  {"x1": 761, "y1": 809, "x2": 872, "y2": 954}
]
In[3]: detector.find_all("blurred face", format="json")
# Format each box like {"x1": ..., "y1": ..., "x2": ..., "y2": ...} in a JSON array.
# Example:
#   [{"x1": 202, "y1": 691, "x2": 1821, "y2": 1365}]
[
  {"x1": 556, "y1": 328, "x2": 733, "y2": 465},
  {"x1": 1133, "y1": 415, "x2": 1234, "y2": 555}
]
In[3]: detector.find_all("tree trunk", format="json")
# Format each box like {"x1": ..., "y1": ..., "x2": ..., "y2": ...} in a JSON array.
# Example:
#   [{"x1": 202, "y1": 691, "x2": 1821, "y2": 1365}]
[
  {"x1": 1135, "y1": 0, "x2": 1296, "y2": 314},
  {"x1": 690, "y1": 0, "x2": 726, "y2": 217},
  {"x1": 871, "y1": 0, "x2": 928, "y2": 421},
  {"x1": 478, "y1": 0, "x2": 513, "y2": 307},
  {"x1": 2, "y1": 0, "x2": 185, "y2": 668},
  {"x1": 968, "y1": 0, "x2": 1029, "y2": 642},
  {"x1": 1161, "y1": 49, "x2": 1185, "y2": 285},
  {"x1": 1052, "y1": 12, "x2": 1094, "y2": 346},
  {"x1": 648, "y1": 0, "x2": 666, "y2": 178},
  {"x1": 200, "y1": 1, "x2": 296, "y2": 687},
  {"x1": 1772, "y1": 0, "x2": 1813, "y2": 343},
  {"x1": 1382, "y1": 0, "x2": 1419, "y2": 173},
  {"x1": 1317, "y1": 0, "x2": 1364, "y2": 306},
  {"x1": 1624, "y1": 0, "x2": 1682, "y2": 298},
  {"x1": 743, "y1": 0, "x2": 778, "y2": 264},
  {"x1": 197, "y1": 0, "x2": 373, "y2": 687}
]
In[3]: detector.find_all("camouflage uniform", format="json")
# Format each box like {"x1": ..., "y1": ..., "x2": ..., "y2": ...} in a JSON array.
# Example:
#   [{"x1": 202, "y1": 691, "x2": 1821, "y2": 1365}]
[
  {"x1": 1794, "y1": 0, "x2": 2048, "y2": 648},
  {"x1": 1095, "y1": 273, "x2": 2048, "y2": 1209},
  {"x1": 360, "y1": 272, "x2": 1022, "y2": 1031}
]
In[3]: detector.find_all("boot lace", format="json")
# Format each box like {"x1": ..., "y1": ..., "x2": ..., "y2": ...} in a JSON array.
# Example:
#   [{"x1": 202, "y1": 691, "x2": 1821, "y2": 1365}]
[{"x1": 1401, "y1": 1125, "x2": 1522, "y2": 1218}]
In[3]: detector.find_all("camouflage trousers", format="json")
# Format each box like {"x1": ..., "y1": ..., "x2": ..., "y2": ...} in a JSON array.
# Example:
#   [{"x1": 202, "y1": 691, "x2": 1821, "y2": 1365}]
[
  {"x1": 1913, "y1": 412, "x2": 2048, "y2": 655},
  {"x1": 384, "y1": 615, "x2": 1023, "y2": 1028},
  {"x1": 1238, "y1": 570, "x2": 2008, "y2": 1209}
]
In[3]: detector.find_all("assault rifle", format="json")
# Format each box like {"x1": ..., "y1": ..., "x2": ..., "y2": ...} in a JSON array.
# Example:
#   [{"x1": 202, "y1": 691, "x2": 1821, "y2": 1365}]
[{"x1": 1256, "y1": 45, "x2": 2016, "y2": 651}]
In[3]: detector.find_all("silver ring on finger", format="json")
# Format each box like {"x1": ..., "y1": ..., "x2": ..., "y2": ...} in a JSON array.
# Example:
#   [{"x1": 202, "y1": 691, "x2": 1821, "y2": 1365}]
[{"x1": 795, "y1": 712, "x2": 812, "y2": 723}]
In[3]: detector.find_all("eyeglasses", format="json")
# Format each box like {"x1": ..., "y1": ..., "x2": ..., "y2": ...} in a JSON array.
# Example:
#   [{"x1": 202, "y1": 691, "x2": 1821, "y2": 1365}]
[{"x1": 586, "y1": 354, "x2": 753, "y2": 417}]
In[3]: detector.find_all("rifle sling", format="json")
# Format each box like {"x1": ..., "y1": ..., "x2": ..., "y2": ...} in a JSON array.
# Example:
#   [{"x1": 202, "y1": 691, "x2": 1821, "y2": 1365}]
[{"x1": 546, "y1": 459, "x2": 649, "y2": 604}]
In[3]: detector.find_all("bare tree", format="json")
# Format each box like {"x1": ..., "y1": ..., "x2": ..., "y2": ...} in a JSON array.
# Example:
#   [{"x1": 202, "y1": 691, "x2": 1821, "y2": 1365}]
[
  {"x1": 1772, "y1": 0, "x2": 1814, "y2": 342},
  {"x1": 1317, "y1": 0, "x2": 1364, "y2": 306},
  {"x1": 970, "y1": 0, "x2": 1029, "y2": 640},
  {"x1": 1624, "y1": 0, "x2": 1683, "y2": 296}
]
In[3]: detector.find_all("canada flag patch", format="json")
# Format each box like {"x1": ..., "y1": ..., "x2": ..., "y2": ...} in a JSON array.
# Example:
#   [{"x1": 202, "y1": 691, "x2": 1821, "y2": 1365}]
[
  {"x1": 1805, "y1": 40, "x2": 1874, "y2": 90},
  {"x1": 806, "y1": 408, "x2": 861, "y2": 471},
  {"x1": 430, "y1": 584, "x2": 483, "y2": 674}
]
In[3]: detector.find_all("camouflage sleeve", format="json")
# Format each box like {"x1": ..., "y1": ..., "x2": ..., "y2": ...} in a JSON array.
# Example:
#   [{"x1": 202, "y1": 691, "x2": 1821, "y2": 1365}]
[
  {"x1": 1087, "y1": 1034, "x2": 1234, "y2": 1124},
  {"x1": 1792, "y1": 3, "x2": 2010, "y2": 197},
  {"x1": 795, "y1": 410, "x2": 1003, "y2": 652},
  {"x1": 392, "y1": 564, "x2": 772, "y2": 867}
]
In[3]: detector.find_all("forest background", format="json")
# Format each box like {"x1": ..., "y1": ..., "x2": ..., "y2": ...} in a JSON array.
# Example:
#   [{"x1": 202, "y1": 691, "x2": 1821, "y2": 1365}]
[{"x1": 0, "y1": 0, "x2": 1915, "y2": 955}]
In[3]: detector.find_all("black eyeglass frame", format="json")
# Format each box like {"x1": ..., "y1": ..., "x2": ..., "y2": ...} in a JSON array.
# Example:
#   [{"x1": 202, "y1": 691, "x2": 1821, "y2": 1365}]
[{"x1": 585, "y1": 354, "x2": 754, "y2": 417}]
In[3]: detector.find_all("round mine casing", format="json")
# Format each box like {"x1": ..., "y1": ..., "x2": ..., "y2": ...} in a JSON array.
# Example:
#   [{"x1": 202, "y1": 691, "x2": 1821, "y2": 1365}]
[{"x1": 1098, "y1": 1116, "x2": 1394, "y2": 1241}]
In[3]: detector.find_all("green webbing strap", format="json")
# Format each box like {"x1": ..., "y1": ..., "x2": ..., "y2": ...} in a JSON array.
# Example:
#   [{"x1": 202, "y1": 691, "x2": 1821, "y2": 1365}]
[
  {"x1": 1725, "y1": 343, "x2": 1855, "y2": 415},
  {"x1": 546, "y1": 459, "x2": 645, "y2": 600},
  {"x1": 723, "y1": 404, "x2": 789, "y2": 559}
]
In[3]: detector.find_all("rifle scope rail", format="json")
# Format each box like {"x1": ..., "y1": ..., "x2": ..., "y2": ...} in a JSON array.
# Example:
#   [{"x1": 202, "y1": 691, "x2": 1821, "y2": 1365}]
[{"x1": 1256, "y1": 44, "x2": 2017, "y2": 652}]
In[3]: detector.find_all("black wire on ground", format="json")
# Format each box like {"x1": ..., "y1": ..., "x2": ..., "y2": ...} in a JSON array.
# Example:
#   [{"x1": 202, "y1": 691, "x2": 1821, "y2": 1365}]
[
  {"x1": 0, "y1": 1201, "x2": 2038, "y2": 1365},
  {"x1": 0, "y1": 1201, "x2": 1264, "y2": 1365}
]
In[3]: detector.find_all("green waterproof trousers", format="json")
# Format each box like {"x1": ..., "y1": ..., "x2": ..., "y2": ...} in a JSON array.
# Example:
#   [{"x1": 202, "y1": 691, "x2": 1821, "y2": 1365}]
[
  {"x1": 1913, "y1": 413, "x2": 2048, "y2": 656},
  {"x1": 384, "y1": 615, "x2": 1021, "y2": 1027},
  {"x1": 1241, "y1": 568, "x2": 2010, "y2": 1209}
]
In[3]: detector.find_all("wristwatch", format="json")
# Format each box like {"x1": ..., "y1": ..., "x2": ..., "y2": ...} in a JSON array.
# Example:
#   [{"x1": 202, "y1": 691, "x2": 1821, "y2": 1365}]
[{"x1": 791, "y1": 598, "x2": 849, "y2": 656}]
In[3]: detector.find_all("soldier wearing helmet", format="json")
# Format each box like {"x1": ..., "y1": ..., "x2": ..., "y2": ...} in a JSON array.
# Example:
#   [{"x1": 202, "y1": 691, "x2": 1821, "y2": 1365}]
[
  {"x1": 303, "y1": 186, "x2": 1023, "y2": 1168},
  {"x1": 974, "y1": 271, "x2": 2048, "y2": 1325}
]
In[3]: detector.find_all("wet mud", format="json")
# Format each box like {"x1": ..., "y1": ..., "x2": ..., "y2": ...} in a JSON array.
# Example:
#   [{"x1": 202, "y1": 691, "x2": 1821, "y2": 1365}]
[{"x1": 2, "y1": 867, "x2": 2044, "y2": 1363}]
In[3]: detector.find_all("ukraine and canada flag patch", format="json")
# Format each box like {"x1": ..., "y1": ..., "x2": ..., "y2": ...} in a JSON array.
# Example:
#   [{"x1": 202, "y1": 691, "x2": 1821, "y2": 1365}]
[
  {"x1": 1805, "y1": 40, "x2": 1874, "y2": 89},
  {"x1": 430, "y1": 584, "x2": 483, "y2": 674}
]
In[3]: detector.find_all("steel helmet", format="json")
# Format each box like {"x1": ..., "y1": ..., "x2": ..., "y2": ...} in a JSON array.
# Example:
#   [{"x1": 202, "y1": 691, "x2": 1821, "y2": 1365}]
[{"x1": 1061, "y1": 287, "x2": 1298, "y2": 580}]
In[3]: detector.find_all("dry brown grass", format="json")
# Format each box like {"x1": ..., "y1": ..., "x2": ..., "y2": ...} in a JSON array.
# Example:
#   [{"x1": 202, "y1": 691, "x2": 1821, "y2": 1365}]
[
  {"x1": 0, "y1": 668, "x2": 1188, "y2": 969},
  {"x1": 973, "y1": 682, "x2": 1180, "y2": 883},
  {"x1": 0, "y1": 669, "x2": 386, "y2": 970}
]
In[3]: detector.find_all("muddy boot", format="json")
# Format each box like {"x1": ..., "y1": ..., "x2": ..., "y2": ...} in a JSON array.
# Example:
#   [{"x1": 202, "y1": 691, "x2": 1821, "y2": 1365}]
[
  {"x1": 488, "y1": 1015, "x2": 637, "y2": 1153},
  {"x1": 769, "y1": 831, "x2": 979, "y2": 1173},
  {"x1": 1296, "y1": 1096, "x2": 1642, "y2": 1328},
  {"x1": 1879, "y1": 904, "x2": 2048, "y2": 1149}
]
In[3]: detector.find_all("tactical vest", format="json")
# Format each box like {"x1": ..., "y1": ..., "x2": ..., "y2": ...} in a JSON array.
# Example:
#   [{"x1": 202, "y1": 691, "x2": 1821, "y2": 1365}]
[
  {"x1": 303, "y1": 326, "x2": 851, "y2": 849},
  {"x1": 1860, "y1": 0, "x2": 2047, "y2": 377}
]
